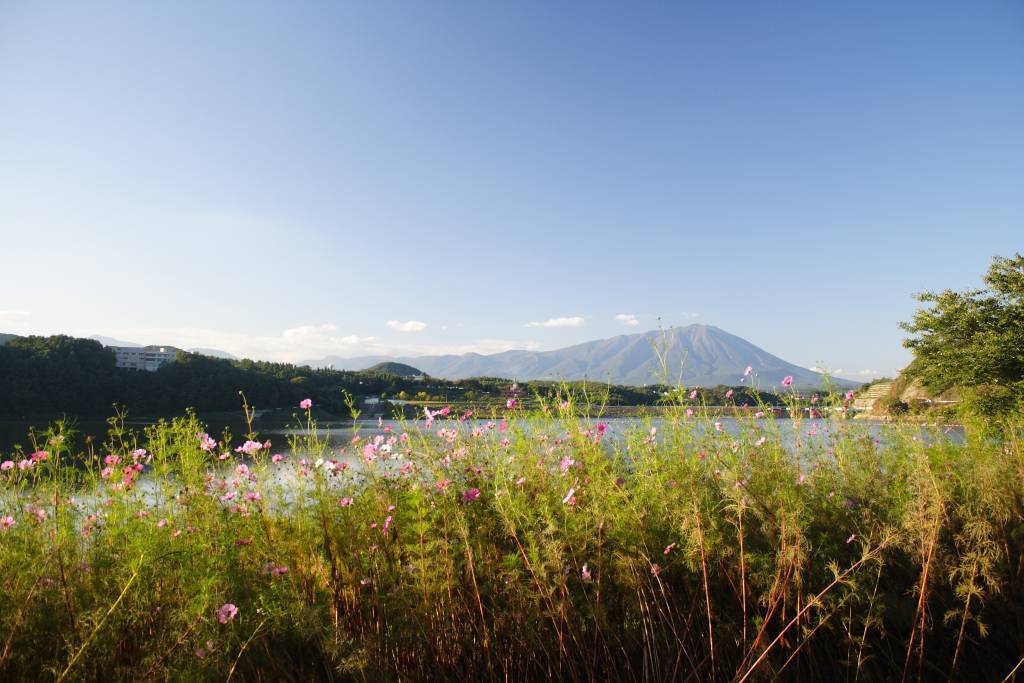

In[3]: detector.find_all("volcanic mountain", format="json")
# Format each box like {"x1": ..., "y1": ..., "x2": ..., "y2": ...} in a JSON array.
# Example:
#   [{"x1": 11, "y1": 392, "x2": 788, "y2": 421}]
[{"x1": 304, "y1": 325, "x2": 856, "y2": 389}]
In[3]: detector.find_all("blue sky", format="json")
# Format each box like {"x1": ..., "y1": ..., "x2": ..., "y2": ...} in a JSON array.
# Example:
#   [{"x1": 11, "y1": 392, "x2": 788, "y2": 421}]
[{"x1": 1, "y1": 1, "x2": 1021, "y2": 379}]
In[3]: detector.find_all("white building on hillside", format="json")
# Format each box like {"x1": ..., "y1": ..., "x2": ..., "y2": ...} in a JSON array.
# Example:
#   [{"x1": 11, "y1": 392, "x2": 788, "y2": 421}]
[{"x1": 113, "y1": 346, "x2": 180, "y2": 371}]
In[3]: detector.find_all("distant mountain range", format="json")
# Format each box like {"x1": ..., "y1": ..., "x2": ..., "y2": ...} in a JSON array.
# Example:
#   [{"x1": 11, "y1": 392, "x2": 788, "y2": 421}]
[{"x1": 303, "y1": 325, "x2": 857, "y2": 389}]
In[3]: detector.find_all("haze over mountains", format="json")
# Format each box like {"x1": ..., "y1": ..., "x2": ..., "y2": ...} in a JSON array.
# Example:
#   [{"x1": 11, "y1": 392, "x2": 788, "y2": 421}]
[{"x1": 304, "y1": 325, "x2": 857, "y2": 389}]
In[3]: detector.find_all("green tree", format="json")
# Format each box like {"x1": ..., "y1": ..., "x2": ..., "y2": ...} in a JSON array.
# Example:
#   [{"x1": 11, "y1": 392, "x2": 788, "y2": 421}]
[{"x1": 901, "y1": 253, "x2": 1024, "y2": 411}]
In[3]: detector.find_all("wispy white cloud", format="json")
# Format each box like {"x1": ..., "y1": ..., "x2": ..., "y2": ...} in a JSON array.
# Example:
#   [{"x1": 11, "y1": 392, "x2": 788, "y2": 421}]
[
  {"x1": 615, "y1": 313, "x2": 639, "y2": 326},
  {"x1": 681, "y1": 312, "x2": 700, "y2": 319},
  {"x1": 0, "y1": 310, "x2": 31, "y2": 323},
  {"x1": 91, "y1": 325, "x2": 540, "y2": 363},
  {"x1": 857, "y1": 369, "x2": 880, "y2": 376},
  {"x1": 386, "y1": 319, "x2": 427, "y2": 333},
  {"x1": 525, "y1": 316, "x2": 585, "y2": 328}
]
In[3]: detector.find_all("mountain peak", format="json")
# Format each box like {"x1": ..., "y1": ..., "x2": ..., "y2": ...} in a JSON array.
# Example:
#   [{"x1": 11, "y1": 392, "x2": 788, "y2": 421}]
[{"x1": 305, "y1": 325, "x2": 854, "y2": 389}]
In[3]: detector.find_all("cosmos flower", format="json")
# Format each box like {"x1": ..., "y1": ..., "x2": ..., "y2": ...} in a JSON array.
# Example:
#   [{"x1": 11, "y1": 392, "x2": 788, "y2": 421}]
[{"x1": 217, "y1": 603, "x2": 238, "y2": 624}]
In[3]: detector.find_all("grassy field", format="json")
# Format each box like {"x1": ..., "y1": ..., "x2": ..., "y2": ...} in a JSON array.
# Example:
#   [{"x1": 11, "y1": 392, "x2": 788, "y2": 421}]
[{"x1": 0, "y1": 388, "x2": 1022, "y2": 680}]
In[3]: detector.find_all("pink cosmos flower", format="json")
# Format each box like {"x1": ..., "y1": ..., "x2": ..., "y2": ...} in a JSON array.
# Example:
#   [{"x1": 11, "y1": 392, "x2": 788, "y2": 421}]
[
  {"x1": 0, "y1": 516, "x2": 14, "y2": 530},
  {"x1": 104, "y1": 454, "x2": 120, "y2": 466},
  {"x1": 725, "y1": 389, "x2": 734, "y2": 399},
  {"x1": 755, "y1": 436, "x2": 767, "y2": 447},
  {"x1": 462, "y1": 488, "x2": 481, "y2": 503},
  {"x1": 689, "y1": 389, "x2": 698, "y2": 400},
  {"x1": 299, "y1": 398, "x2": 312, "y2": 409},
  {"x1": 31, "y1": 450, "x2": 48, "y2": 462},
  {"x1": 382, "y1": 515, "x2": 393, "y2": 534},
  {"x1": 685, "y1": 408, "x2": 694, "y2": 418},
  {"x1": 1, "y1": 461, "x2": 13, "y2": 471},
  {"x1": 650, "y1": 563, "x2": 661, "y2": 577},
  {"x1": 782, "y1": 375, "x2": 794, "y2": 387},
  {"x1": 17, "y1": 459, "x2": 32, "y2": 470},
  {"x1": 845, "y1": 390, "x2": 856, "y2": 401},
  {"x1": 198, "y1": 433, "x2": 216, "y2": 451},
  {"x1": 235, "y1": 440, "x2": 263, "y2": 456},
  {"x1": 157, "y1": 518, "x2": 169, "y2": 529},
  {"x1": 339, "y1": 496, "x2": 354, "y2": 507},
  {"x1": 663, "y1": 542, "x2": 677, "y2": 555},
  {"x1": 506, "y1": 398, "x2": 518, "y2": 409},
  {"x1": 744, "y1": 365, "x2": 753, "y2": 376},
  {"x1": 271, "y1": 453, "x2": 283, "y2": 464},
  {"x1": 217, "y1": 603, "x2": 238, "y2": 624},
  {"x1": 515, "y1": 476, "x2": 527, "y2": 486}
]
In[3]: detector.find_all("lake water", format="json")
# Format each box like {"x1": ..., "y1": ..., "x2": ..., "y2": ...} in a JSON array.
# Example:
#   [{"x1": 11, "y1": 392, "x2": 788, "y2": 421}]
[{"x1": 0, "y1": 415, "x2": 963, "y2": 460}]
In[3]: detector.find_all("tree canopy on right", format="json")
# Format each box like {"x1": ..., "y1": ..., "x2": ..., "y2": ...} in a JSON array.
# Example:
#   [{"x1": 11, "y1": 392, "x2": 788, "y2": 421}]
[{"x1": 901, "y1": 253, "x2": 1024, "y2": 414}]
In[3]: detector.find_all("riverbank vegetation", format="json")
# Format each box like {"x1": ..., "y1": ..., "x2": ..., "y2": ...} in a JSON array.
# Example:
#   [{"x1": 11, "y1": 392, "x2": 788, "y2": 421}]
[{"x1": 1, "y1": 385, "x2": 1023, "y2": 681}]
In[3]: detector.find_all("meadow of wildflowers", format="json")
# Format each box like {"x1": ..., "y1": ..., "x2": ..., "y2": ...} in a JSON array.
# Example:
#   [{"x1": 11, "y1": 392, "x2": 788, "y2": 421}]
[{"x1": 1, "y1": 387, "x2": 1022, "y2": 681}]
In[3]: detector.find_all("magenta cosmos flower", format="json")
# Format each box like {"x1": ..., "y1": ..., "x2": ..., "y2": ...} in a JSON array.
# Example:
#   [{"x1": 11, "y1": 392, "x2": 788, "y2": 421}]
[
  {"x1": 782, "y1": 375, "x2": 794, "y2": 387},
  {"x1": 299, "y1": 398, "x2": 312, "y2": 409},
  {"x1": 217, "y1": 603, "x2": 238, "y2": 624}
]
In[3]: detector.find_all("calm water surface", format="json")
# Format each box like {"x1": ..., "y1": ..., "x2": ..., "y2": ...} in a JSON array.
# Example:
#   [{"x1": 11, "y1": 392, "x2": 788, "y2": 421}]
[{"x1": 0, "y1": 416, "x2": 963, "y2": 459}]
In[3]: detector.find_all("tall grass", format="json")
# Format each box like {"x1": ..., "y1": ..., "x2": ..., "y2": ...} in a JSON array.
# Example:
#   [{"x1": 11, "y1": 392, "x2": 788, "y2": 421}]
[{"x1": 1, "y1": 388, "x2": 1022, "y2": 681}]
